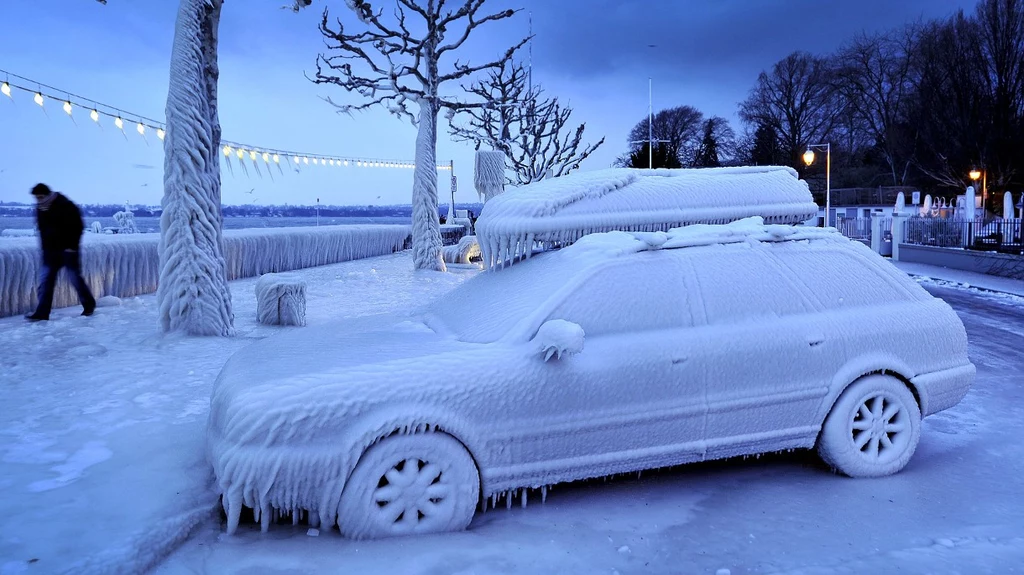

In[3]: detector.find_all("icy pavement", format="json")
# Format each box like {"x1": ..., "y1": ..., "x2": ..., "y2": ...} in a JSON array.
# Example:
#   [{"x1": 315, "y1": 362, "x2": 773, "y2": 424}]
[
  {"x1": 149, "y1": 285, "x2": 1024, "y2": 574},
  {"x1": 0, "y1": 253, "x2": 480, "y2": 575},
  {"x1": 892, "y1": 260, "x2": 1024, "y2": 298}
]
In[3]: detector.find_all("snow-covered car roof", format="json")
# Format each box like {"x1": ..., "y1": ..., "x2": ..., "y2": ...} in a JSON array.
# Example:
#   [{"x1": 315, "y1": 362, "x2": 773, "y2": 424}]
[{"x1": 474, "y1": 166, "x2": 819, "y2": 268}]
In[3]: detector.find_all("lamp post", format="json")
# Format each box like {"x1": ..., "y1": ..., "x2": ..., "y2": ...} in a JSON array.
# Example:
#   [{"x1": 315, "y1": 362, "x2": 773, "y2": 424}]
[{"x1": 803, "y1": 143, "x2": 831, "y2": 227}]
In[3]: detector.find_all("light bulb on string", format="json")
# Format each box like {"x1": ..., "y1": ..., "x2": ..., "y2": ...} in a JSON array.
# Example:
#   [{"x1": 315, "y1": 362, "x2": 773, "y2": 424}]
[
  {"x1": 156, "y1": 128, "x2": 165, "y2": 140},
  {"x1": 273, "y1": 154, "x2": 280, "y2": 163},
  {"x1": 114, "y1": 117, "x2": 124, "y2": 130},
  {"x1": 292, "y1": 156, "x2": 300, "y2": 164},
  {"x1": 303, "y1": 157, "x2": 309, "y2": 165},
  {"x1": 237, "y1": 149, "x2": 245, "y2": 159},
  {"x1": 33, "y1": 92, "x2": 44, "y2": 107},
  {"x1": 136, "y1": 122, "x2": 146, "y2": 136},
  {"x1": 249, "y1": 150, "x2": 257, "y2": 161},
  {"x1": 312, "y1": 157, "x2": 319, "y2": 165},
  {"x1": 262, "y1": 152, "x2": 270, "y2": 163},
  {"x1": 63, "y1": 101, "x2": 73, "y2": 115},
  {"x1": 90, "y1": 109, "x2": 99, "y2": 122},
  {"x1": 329, "y1": 159, "x2": 335, "y2": 166},
  {"x1": 223, "y1": 145, "x2": 233, "y2": 157},
  {"x1": 343, "y1": 160, "x2": 349, "y2": 166},
  {"x1": 1, "y1": 82, "x2": 11, "y2": 98}
]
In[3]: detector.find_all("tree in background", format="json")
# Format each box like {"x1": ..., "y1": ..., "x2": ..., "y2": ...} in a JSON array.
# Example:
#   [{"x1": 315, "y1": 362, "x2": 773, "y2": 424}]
[
  {"x1": 692, "y1": 117, "x2": 736, "y2": 168},
  {"x1": 619, "y1": 105, "x2": 705, "y2": 168},
  {"x1": 448, "y1": 61, "x2": 604, "y2": 185},
  {"x1": 739, "y1": 51, "x2": 844, "y2": 173},
  {"x1": 313, "y1": 0, "x2": 527, "y2": 271}
]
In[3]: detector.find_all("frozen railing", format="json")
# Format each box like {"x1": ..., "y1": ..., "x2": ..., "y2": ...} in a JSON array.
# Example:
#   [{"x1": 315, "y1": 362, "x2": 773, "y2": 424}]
[
  {"x1": 475, "y1": 166, "x2": 819, "y2": 268},
  {"x1": 0, "y1": 225, "x2": 411, "y2": 318}
]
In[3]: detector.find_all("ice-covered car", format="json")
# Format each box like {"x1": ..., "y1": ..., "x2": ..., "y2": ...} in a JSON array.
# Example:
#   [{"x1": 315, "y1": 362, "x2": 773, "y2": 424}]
[{"x1": 208, "y1": 218, "x2": 974, "y2": 539}]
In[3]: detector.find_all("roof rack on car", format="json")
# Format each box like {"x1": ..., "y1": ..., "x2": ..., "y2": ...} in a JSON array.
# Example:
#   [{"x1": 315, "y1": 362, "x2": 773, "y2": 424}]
[{"x1": 475, "y1": 166, "x2": 820, "y2": 269}]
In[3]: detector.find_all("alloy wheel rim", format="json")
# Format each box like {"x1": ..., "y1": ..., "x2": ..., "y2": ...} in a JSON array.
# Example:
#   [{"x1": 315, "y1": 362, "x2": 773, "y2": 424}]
[
  {"x1": 372, "y1": 457, "x2": 451, "y2": 531},
  {"x1": 850, "y1": 393, "x2": 910, "y2": 461}
]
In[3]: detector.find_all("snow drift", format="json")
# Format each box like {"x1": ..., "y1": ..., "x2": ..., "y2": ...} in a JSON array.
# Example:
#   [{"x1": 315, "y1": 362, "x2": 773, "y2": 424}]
[
  {"x1": 0, "y1": 225, "x2": 410, "y2": 318},
  {"x1": 474, "y1": 166, "x2": 818, "y2": 268}
]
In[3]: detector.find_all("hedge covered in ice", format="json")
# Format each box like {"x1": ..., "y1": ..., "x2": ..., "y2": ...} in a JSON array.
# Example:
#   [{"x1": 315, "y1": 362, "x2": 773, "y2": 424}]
[
  {"x1": 475, "y1": 166, "x2": 818, "y2": 268},
  {"x1": 0, "y1": 225, "x2": 411, "y2": 318}
]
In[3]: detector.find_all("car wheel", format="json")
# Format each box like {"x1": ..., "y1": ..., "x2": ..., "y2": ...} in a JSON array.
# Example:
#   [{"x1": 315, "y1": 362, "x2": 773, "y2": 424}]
[
  {"x1": 818, "y1": 374, "x2": 921, "y2": 478},
  {"x1": 338, "y1": 432, "x2": 479, "y2": 539}
]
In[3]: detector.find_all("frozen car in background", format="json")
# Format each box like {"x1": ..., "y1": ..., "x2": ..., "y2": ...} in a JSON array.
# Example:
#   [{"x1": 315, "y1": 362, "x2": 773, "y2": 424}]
[{"x1": 207, "y1": 217, "x2": 974, "y2": 539}]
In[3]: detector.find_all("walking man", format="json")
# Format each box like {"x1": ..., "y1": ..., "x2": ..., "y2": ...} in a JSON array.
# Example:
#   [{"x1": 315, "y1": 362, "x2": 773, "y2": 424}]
[{"x1": 25, "y1": 183, "x2": 96, "y2": 321}]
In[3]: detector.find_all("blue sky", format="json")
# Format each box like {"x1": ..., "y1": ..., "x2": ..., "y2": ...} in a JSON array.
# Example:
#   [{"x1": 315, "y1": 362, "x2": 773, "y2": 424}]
[{"x1": 0, "y1": 0, "x2": 977, "y2": 207}]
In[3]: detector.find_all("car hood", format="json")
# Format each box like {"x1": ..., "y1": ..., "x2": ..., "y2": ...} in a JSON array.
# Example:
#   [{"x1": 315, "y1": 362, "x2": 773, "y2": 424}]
[{"x1": 209, "y1": 314, "x2": 486, "y2": 444}]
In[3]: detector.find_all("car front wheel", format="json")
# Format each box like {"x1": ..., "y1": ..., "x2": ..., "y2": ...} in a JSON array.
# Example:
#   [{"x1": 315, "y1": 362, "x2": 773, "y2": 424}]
[
  {"x1": 338, "y1": 432, "x2": 479, "y2": 539},
  {"x1": 818, "y1": 375, "x2": 922, "y2": 478}
]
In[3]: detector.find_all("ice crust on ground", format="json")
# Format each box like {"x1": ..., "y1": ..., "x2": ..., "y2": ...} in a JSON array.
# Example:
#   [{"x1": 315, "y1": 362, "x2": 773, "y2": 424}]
[
  {"x1": 207, "y1": 217, "x2": 970, "y2": 538},
  {"x1": 475, "y1": 166, "x2": 818, "y2": 268},
  {"x1": 0, "y1": 225, "x2": 410, "y2": 318}
]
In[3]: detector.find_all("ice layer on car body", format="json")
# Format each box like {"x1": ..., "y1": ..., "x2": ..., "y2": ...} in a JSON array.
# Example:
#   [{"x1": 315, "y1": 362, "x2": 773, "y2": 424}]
[
  {"x1": 208, "y1": 217, "x2": 972, "y2": 537},
  {"x1": 474, "y1": 166, "x2": 819, "y2": 269}
]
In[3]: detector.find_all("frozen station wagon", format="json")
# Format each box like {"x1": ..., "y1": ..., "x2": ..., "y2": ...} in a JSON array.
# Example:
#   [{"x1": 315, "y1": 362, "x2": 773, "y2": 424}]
[{"x1": 208, "y1": 216, "x2": 974, "y2": 539}]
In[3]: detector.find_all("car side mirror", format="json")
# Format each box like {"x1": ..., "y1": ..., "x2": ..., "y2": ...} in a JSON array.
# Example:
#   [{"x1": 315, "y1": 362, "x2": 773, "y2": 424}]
[{"x1": 531, "y1": 319, "x2": 585, "y2": 362}]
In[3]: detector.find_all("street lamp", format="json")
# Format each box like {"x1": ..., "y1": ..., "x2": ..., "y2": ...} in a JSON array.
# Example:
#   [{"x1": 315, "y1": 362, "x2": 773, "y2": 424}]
[
  {"x1": 803, "y1": 143, "x2": 831, "y2": 227},
  {"x1": 628, "y1": 78, "x2": 671, "y2": 169},
  {"x1": 969, "y1": 168, "x2": 986, "y2": 212}
]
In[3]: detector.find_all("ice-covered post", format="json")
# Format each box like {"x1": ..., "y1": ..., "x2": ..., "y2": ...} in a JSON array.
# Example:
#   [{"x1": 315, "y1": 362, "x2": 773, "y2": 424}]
[
  {"x1": 474, "y1": 150, "x2": 506, "y2": 202},
  {"x1": 922, "y1": 194, "x2": 933, "y2": 217},
  {"x1": 895, "y1": 191, "x2": 905, "y2": 214},
  {"x1": 891, "y1": 211, "x2": 909, "y2": 261},
  {"x1": 159, "y1": 0, "x2": 234, "y2": 336},
  {"x1": 962, "y1": 186, "x2": 976, "y2": 248},
  {"x1": 1003, "y1": 191, "x2": 1014, "y2": 245}
]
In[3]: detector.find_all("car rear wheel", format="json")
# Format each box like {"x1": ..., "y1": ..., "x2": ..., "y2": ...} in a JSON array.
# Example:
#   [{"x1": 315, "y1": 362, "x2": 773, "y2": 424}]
[
  {"x1": 337, "y1": 432, "x2": 479, "y2": 539},
  {"x1": 818, "y1": 375, "x2": 921, "y2": 478}
]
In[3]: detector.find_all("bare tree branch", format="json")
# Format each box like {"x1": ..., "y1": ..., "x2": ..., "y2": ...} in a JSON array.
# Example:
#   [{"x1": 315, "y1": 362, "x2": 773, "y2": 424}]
[{"x1": 448, "y1": 61, "x2": 604, "y2": 184}]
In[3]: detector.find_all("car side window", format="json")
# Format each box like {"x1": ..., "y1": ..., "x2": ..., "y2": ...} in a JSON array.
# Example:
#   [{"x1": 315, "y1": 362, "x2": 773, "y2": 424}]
[
  {"x1": 688, "y1": 249, "x2": 812, "y2": 324},
  {"x1": 546, "y1": 255, "x2": 692, "y2": 337},
  {"x1": 771, "y1": 248, "x2": 911, "y2": 309}
]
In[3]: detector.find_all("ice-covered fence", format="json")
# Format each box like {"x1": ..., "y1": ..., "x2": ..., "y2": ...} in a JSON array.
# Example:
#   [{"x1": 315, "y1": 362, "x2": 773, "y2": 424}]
[
  {"x1": 474, "y1": 166, "x2": 819, "y2": 268},
  {"x1": 0, "y1": 225, "x2": 411, "y2": 318}
]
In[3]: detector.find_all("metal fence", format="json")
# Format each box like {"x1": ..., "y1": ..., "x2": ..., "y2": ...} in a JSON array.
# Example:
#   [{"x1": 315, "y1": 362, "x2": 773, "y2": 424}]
[
  {"x1": 835, "y1": 217, "x2": 875, "y2": 241},
  {"x1": 905, "y1": 217, "x2": 1023, "y2": 253}
]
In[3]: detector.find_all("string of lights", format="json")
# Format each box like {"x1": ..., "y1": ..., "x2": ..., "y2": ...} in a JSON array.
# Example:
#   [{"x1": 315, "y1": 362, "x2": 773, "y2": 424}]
[{"x1": 0, "y1": 68, "x2": 453, "y2": 172}]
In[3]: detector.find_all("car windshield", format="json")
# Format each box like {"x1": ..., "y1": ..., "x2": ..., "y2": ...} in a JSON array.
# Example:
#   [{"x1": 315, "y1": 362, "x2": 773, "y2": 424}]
[{"x1": 426, "y1": 252, "x2": 589, "y2": 343}]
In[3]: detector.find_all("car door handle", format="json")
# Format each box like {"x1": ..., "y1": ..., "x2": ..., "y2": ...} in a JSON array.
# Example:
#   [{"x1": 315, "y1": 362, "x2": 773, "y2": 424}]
[{"x1": 806, "y1": 334, "x2": 826, "y2": 348}]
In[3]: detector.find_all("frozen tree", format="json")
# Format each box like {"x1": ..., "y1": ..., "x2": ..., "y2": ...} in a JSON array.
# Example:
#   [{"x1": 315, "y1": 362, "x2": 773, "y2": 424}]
[
  {"x1": 313, "y1": 0, "x2": 527, "y2": 271},
  {"x1": 159, "y1": 0, "x2": 234, "y2": 336},
  {"x1": 113, "y1": 202, "x2": 139, "y2": 234},
  {"x1": 448, "y1": 61, "x2": 604, "y2": 185}
]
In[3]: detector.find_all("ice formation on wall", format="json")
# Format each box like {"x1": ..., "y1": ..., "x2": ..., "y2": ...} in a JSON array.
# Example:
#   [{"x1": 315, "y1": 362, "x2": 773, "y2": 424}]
[
  {"x1": 474, "y1": 150, "x2": 506, "y2": 202},
  {"x1": 0, "y1": 225, "x2": 410, "y2": 319},
  {"x1": 159, "y1": 0, "x2": 234, "y2": 336},
  {"x1": 474, "y1": 166, "x2": 819, "y2": 268}
]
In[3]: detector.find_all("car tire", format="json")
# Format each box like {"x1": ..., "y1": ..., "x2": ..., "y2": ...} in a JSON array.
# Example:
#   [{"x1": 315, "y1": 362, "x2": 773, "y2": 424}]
[
  {"x1": 818, "y1": 375, "x2": 921, "y2": 478},
  {"x1": 338, "y1": 432, "x2": 479, "y2": 539}
]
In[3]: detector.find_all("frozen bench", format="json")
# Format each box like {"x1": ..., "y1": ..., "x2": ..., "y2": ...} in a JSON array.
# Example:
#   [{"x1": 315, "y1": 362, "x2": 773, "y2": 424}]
[{"x1": 255, "y1": 273, "x2": 306, "y2": 327}]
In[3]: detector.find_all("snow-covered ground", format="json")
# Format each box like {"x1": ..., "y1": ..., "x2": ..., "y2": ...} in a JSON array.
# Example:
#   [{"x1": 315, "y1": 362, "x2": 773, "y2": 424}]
[{"x1": 2, "y1": 252, "x2": 1023, "y2": 575}]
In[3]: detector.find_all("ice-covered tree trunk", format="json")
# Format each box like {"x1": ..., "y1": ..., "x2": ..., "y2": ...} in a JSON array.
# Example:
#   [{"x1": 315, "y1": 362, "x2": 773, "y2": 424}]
[
  {"x1": 158, "y1": 0, "x2": 234, "y2": 336},
  {"x1": 412, "y1": 102, "x2": 446, "y2": 272}
]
